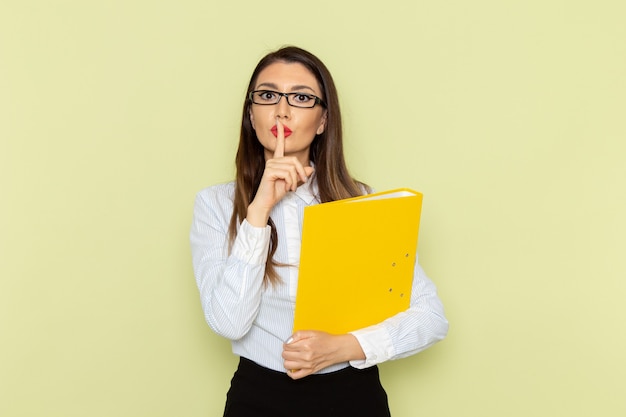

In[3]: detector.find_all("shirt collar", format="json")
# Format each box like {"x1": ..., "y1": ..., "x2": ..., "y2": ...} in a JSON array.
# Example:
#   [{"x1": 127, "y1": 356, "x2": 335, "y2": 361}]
[{"x1": 294, "y1": 167, "x2": 319, "y2": 205}]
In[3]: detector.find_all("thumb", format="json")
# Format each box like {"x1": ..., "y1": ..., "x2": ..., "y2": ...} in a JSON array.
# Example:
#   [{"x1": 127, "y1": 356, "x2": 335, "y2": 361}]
[{"x1": 286, "y1": 330, "x2": 314, "y2": 345}]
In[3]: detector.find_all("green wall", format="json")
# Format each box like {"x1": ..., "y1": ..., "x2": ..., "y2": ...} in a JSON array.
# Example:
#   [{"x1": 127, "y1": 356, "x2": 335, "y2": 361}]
[{"x1": 1, "y1": 1, "x2": 624, "y2": 416}]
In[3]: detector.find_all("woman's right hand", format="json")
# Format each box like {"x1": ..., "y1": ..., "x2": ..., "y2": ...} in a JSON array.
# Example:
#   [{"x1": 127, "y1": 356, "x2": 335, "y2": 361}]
[{"x1": 246, "y1": 119, "x2": 314, "y2": 227}]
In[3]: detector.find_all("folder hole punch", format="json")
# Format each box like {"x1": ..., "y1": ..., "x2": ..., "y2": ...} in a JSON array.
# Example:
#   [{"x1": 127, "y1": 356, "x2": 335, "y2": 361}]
[
  {"x1": 389, "y1": 288, "x2": 393, "y2": 292},
  {"x1": 392, "y1": 262, "x2": 396, "y2": 267}
]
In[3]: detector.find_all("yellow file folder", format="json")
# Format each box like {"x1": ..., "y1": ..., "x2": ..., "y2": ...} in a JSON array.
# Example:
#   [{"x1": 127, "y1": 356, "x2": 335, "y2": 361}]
[{"x1": 293, "y1": 188, "x2": 423, "y2": 334}]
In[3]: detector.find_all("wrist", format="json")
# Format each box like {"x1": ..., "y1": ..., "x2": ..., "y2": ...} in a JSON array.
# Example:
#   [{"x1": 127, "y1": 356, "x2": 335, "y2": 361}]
[
  {"x1": 339, "y1": 333, "x2": 365, "y2": 362},
  {"x1": 246, "y1": 201, "x2": 271, "y2": 227}
]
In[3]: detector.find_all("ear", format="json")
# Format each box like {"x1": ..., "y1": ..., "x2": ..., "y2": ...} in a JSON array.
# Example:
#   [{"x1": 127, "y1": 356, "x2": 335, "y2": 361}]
[{"x1": 316, "y1": 110, "x2": 327, "y2": 135}]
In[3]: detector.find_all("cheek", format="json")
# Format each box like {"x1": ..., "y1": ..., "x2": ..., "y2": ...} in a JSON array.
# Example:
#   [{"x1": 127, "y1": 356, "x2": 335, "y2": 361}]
[
  {"x1": 250, "y1": 107, "x2": 274, "y2": 131},
  {"x1": 315, "y1": 115, "x2": 326, "y2": 135}
]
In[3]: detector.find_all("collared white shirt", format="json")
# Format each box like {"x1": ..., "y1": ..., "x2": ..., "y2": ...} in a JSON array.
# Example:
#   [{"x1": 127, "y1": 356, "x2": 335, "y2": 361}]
[{"x1": 190, "y1": 177, "x2": 448, "y2": 373}]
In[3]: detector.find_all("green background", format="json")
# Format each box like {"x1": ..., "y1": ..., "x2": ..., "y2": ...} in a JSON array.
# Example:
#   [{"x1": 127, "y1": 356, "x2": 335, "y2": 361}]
[{"x1": 2, "y1": 1, "x2": 624, "y2": 416}]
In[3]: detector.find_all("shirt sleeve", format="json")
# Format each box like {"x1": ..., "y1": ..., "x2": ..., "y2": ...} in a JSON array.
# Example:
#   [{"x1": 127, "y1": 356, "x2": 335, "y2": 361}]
[
  {"x1": 190, "y1": 187, "x2": 271, "y2": 340},
  {"x1": 349, "y1": 256, "x2": 448, "y2": 368}
]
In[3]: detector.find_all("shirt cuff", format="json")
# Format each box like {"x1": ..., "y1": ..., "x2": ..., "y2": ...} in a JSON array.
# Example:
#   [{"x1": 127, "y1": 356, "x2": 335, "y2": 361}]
[
  {"x1": 349, "y1": 324, "x2": 394, "y2": 369},
  {"x1": 230, "y1": 219, "x2": 272, "y2": 265}
]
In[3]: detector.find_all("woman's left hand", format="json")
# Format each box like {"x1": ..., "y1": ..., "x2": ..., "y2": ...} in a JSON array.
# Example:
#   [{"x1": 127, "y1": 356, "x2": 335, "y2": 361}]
[{"x1": 282, "y1": 330, "x2": 365, "y2": 380}]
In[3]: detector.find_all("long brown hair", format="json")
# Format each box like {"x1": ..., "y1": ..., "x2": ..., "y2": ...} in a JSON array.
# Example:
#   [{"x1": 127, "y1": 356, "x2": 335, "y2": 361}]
[{"x1": 229, "y1": 46, "x2": 369, "y2": 286}]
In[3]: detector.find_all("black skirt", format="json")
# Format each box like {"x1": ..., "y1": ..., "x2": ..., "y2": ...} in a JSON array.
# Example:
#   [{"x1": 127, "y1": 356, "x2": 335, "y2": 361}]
[{"x1": 223, "y1": 357, "x2": 391, "y2": 417}]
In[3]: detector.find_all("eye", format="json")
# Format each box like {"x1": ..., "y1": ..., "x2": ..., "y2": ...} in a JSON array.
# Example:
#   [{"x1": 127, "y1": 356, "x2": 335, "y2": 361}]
[
  {"x1": 293, "y1": 93, "x2": 313, "y2": 104},
  {"x1": 257, "y1": 90, "x2": 277, "y2": 102},
  {"x1": 293, "y1": 93, "x2": 315, "y2": 104},
  {"x1": 252, "y1": 90, "x2": 280, "y2": 104}
]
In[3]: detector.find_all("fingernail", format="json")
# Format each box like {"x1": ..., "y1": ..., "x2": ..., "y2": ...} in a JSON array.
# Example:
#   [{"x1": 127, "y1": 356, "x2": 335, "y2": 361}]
[{"x1": 285, "y1": 337, "x2": 293, "y2": 344}]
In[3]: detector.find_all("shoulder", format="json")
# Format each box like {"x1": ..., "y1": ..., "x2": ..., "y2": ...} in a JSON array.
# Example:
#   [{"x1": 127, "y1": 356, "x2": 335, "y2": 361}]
[
  {"x1": 196, "y1": 181, "x2": 235, "y2": 199},
  {"x1": 194, "y1": 181, "x2": 236, "y2": 215},
  {"x1": 359, "y1": 182, "x2": 373, "y2": 195}
]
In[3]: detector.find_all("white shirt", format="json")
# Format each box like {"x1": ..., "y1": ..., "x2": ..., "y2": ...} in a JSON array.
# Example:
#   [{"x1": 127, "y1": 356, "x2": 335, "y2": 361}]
[{"x1": 190, "y1": 177, "x2": 448, "y2": 373}]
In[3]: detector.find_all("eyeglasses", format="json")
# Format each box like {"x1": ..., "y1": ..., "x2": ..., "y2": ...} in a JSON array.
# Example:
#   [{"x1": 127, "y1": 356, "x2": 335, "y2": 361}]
[{"x1": 249, "y1": 90, "x2": 326, "y2": 108}]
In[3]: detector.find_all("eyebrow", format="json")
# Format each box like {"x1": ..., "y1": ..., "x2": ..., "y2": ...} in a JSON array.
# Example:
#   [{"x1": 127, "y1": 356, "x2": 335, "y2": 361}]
[{"x1": 255, "y1": 82, "x2": 318, "y2": 94}]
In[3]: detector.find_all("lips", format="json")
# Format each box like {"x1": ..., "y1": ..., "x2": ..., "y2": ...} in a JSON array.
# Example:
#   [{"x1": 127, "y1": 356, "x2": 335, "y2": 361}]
[{"x1": 271, "y1": 125, "x2": 292, "y2": 138}]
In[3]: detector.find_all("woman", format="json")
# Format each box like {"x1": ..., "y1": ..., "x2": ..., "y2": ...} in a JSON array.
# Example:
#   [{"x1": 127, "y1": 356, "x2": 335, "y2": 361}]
[{"x1": 190, "y1": 46, "x2": 448, "y2": 417}]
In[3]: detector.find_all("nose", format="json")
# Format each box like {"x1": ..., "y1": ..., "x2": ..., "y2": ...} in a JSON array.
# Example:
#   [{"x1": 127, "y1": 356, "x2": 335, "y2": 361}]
[{"x1": 275, "y1": 94, "x2": 291, "y2": 119}]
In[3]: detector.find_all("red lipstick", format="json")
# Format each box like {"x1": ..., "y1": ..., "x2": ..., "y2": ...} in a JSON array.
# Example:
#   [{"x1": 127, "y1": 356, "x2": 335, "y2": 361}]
[{"x1": 271, "y1": 125, "x2": 292, "y2": 138}]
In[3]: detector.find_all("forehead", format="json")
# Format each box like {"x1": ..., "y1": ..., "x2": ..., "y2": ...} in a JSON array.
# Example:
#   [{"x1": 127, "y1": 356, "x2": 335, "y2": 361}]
[{"x1": 254, "y1": 62, "x2": 321, "y2": 93}]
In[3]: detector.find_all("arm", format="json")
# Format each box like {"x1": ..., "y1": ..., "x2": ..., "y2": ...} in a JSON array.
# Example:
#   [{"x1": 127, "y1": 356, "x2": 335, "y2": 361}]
[
  {"x1": 281, "y1": 256, "x2": 448, "y2": 378},
  {"x1": 348, "y1": 257, "x2": 449, "y2": 368},
  {"x1": 190, "y1": 188, "x2": 271, "y2": 340},
  {"x1": 191, "y1": 119, "x2": 315, "y2": 340}
]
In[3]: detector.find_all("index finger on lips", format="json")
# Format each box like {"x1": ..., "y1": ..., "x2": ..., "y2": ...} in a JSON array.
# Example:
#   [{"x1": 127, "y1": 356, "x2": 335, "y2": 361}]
[{"x1": 274, "y1": 118, "x2": 285, "y2": 159}]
